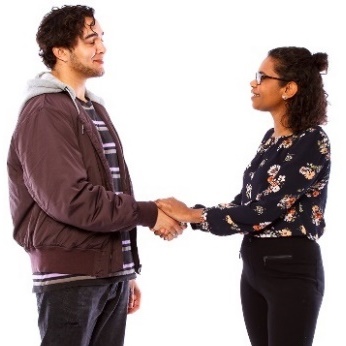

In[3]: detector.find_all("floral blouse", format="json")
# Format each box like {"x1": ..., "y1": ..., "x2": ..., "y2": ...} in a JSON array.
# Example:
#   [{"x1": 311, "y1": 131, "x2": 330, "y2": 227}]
[{"x1": 194, "y1": 126, "x2": 331, "y2": 240}]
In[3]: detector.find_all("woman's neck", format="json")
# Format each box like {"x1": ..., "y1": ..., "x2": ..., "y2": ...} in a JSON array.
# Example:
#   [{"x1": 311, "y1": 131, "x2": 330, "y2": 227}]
[
  {"x1": 273, "y1": 128, "x2": 293, "y2": 139},
  {"x1": 272, "y1": 116, "x2": 293, "y2": 138}
]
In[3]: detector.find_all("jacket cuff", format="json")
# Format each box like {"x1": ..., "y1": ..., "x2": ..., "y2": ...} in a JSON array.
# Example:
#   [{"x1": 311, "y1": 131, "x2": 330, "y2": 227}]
[{"x1": 136, "y1": 201, "x2": 158, "y2": 228}]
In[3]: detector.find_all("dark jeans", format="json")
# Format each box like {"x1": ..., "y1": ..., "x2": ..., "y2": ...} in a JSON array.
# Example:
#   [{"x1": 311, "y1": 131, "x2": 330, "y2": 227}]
[
  {"x1": 36, "y1": 280, "x2": 130, "y2": 346},
  {"x1": 240, "y1": 236, "x2": 324, "y2": 346}
]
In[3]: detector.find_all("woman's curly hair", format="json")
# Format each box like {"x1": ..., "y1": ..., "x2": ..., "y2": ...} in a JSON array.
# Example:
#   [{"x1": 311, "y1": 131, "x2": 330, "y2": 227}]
[
  {"x1": 269, "y1": 46, "x2": 329, "y2": 133},
  {"x1": 36, "y1": 5, "x2": 95, "y2": 69}
]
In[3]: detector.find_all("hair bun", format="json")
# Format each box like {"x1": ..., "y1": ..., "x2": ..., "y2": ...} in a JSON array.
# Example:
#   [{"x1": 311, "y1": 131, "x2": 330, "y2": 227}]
[{"x1": 311, "y1": 52, "x2": 328, "y2": 74}]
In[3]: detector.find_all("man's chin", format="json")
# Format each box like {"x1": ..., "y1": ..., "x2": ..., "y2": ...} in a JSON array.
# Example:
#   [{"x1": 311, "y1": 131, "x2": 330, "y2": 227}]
[{"x1": 90, "y1": 70, "x2": 105, "y2": 78}]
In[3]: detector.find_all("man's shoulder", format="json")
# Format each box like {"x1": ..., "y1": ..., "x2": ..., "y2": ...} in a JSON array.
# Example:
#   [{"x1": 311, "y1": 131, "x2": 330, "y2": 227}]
[{"x1": 23, "y1": 92, "x2": 73, "y2": 113}]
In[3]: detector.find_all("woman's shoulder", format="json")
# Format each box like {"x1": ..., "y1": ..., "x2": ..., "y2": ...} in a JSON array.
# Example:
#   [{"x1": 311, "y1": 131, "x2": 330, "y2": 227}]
[
  {"x1": 262, "y1": 128, "x2": 275, "y2": 140},
  {"x1": 295, "y1": 126, "x2": 331, "y2": 158},
  {"x1": 297, "y1": 126, "x2": 330, "y2": 142}
]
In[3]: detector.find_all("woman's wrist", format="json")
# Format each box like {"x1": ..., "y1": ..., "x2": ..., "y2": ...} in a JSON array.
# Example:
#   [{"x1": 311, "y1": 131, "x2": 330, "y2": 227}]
[{"x1": 190, "y1": 208, "x2": 205, "y2": 223}]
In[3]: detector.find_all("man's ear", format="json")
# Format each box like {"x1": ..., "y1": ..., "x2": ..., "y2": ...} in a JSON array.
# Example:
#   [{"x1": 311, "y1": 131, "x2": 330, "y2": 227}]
[{"x1": 52, "y1": 47, "x2": 68, "y2": 63}]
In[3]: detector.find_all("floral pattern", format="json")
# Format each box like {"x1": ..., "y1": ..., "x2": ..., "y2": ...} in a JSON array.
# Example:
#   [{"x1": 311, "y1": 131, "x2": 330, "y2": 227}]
[{"x1": 197, "y1": 126, "x2": 331, "y2": 240}]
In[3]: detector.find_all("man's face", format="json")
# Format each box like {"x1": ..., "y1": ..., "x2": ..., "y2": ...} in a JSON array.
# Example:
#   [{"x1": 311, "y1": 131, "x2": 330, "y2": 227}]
[{"x1": 68, "y1": 17, "x2": 106, "y2": 78}]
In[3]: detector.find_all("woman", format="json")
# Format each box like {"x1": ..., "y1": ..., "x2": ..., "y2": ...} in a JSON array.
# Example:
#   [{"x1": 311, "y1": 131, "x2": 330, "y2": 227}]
[{"x1": 156, "y1": 46, "x2": 330, "y2": 346}]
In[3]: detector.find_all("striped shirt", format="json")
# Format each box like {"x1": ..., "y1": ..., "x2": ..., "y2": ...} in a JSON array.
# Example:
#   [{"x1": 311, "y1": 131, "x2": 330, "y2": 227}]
[{"x1": 33, "y1": 99, "x2": 135, "y2": 292}]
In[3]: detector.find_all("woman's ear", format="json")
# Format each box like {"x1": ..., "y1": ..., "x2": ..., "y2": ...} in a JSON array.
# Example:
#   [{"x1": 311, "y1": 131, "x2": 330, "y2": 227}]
[{"x1": 283, "y1": 81, "x2": 298, "y2": 99}]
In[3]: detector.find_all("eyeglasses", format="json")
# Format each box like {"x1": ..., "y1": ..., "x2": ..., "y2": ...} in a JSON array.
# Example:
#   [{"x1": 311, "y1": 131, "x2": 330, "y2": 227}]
[{"x1": 255, "y1": 72, "x2": 290, "y2": 85}]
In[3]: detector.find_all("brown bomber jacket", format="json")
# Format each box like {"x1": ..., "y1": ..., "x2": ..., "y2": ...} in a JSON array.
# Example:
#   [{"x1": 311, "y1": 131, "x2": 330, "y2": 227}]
[{"x1": 7, "y1": 73, "x2": 157, "y2": 277}]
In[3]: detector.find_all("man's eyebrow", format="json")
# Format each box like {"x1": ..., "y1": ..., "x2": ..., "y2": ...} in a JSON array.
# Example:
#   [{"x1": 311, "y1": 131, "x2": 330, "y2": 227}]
[{"x1": 84, "y1": 31, "x2": 104, "y2": 40}]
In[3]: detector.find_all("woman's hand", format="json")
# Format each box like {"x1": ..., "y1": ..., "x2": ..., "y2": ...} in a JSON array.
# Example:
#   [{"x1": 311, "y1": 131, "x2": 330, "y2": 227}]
[{"x1": 155, "y1": 197, "x2": 203, "y2": 223}]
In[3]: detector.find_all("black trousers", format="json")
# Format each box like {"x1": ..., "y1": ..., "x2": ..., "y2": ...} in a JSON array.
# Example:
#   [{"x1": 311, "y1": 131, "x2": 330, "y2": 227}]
[
  {"x1": 36, "y1": 280, "x2": 130, "y2": 346},
  {"x1": 240, "y1": 236, "x2": 324, "y2": 346}
]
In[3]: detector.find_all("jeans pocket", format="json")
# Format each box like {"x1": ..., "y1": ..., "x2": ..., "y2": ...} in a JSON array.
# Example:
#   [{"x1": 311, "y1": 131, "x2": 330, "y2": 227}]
[
  {"x1": 263, "y1": 254, "x2": 323, "y2": 293},
  {"x1": 263, "y1": 254, "x2": 293, "y2": 264}
]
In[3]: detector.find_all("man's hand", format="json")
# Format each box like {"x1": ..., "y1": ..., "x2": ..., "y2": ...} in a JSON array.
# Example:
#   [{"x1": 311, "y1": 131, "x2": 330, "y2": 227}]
[
  {"x1": 151, "y1": 208, "x2": 186, "y2": 240},
  {"x1": 128, "y1": 280, "x2": 141, "y2": 314}
]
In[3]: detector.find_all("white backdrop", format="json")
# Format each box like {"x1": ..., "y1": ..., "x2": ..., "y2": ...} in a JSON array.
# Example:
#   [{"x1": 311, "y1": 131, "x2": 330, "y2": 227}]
[{"x1": 1, "y1": 1, "x2": 344, "y2": 345}]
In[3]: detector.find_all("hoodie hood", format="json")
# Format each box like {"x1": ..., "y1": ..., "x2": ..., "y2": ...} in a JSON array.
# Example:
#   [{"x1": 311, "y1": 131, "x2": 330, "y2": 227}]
[{"x1": 21, "y1": 71, "x2": 105, "y2": 113}]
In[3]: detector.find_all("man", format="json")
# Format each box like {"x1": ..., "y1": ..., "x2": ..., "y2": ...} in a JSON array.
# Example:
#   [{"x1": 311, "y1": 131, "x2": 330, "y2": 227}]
[{"x1": 7, "y1": 5, "x2": 184, "y2": 346}]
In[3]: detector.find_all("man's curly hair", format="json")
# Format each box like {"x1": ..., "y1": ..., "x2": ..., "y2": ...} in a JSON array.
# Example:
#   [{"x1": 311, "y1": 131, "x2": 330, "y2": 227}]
[{"x1": 36, "y1": 5, "x2": 95, "y2": 69}]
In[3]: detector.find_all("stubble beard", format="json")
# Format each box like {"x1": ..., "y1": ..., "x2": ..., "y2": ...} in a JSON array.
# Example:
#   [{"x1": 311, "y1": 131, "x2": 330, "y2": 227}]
[{"x1": 70, "y1": 53, "x2": 105, "y2": 78}]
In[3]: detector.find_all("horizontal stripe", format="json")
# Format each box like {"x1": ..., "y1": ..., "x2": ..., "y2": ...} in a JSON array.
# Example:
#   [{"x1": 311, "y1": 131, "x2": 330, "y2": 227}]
[
  {"x1": 104, "y1": 149, "x2": 117, "y2": 154},
  {"x1": 103, "y1": 142, "x2": 116, "y2": 148},
  {"x1": 33, "y1": 275, "x2": 96, "y2": 286}
]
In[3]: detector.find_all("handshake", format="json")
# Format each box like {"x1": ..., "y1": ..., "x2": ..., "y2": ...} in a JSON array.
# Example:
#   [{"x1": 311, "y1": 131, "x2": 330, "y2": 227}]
[{"x1": 151, "y1": 197, "x2": 204, "y2": 241}]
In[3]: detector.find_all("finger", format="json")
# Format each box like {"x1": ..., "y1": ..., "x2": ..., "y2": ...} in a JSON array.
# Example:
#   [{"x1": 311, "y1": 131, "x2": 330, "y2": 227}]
[
  {"x1": 173, "y1": 224, "x2": 185, "y2": 233},
  {"x1": 164, "y1": 233, "x2": 175, "y2": 241},
  {"x1": 176, "y1": 224, "x2": 187, "y2": 234},
  {"x1": 128, "y1": 289, "x2": 134, "y2": 310},
  {"x1": 167, "y1": 231, "x2": 181, "y2": 240},
  {"x1": 152, "y1": 228, "x2": 169, "y2": 236}
]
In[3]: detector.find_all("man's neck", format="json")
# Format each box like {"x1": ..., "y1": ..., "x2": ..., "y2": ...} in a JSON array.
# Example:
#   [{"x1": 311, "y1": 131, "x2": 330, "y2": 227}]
[{"x1": 51, "y1": 69, "x2": 87, "y2": 101}]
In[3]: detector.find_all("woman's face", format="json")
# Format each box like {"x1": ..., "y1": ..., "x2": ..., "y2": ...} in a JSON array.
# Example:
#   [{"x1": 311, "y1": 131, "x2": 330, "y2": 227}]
[{"x1": 250, "y1": 56, "x2": 288, "y2": 116}]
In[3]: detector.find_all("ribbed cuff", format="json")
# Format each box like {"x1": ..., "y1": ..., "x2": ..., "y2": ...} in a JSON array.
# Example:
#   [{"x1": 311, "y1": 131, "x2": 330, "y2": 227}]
[{"x1": 136, "y1": 201, "x2": 158, "y2": 228}]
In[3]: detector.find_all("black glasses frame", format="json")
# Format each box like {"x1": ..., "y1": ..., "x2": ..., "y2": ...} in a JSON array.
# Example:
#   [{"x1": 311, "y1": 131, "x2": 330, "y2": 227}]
[{"x1": 255, "y1": 72, "x2": 290, "y2": 85}]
